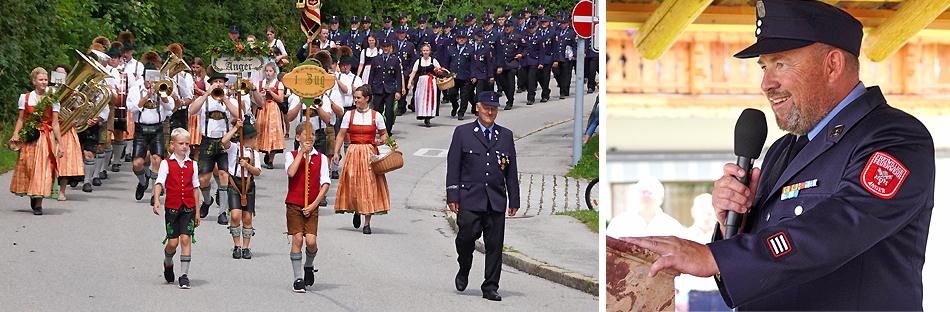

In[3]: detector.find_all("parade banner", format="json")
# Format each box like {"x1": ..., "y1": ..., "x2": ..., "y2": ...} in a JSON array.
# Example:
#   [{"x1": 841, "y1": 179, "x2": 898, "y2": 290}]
[{"x1": 211, "y1": 55, "x2": 265, "y2": 74}]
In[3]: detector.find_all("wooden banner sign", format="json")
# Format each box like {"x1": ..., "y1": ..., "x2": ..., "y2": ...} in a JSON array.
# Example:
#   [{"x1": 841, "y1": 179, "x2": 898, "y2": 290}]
[
  {"x1": 211, "y1": 55, "x2": 265, "y2": 73},
  {"x1": 282, "y1": 64, "x2": 336, "y2": 99}
]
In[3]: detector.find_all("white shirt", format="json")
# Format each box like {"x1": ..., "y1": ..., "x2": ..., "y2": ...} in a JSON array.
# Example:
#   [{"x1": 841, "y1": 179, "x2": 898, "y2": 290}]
[
  {"x1": 194, "y1": 97, "x2": 234, "y2": 138},
  {"x1": 155, "y1": 153, "x2": 200, "y2": 188},
  {"x1": 284, "y1": 148, "x2": 331, "y2": 187},
  {"x1": 230, "y1": 93, "x2": 256, "y2": 123},
  {"x1": 340, "y1": 109, "x2": 385, "y2": 130},
  {"x1": 269, "y1": 39, "x2": 287, "y2": 56},
  {"x1": 333, "y1": 72, "x2": 362, "y2": 108},
  {"x1": 288, "y1": 94, "x2": 333, "y2": 130},
  {"x1": 360, "y1": 48, "x2": 381, "y2": 65},
  {"x1": 260, "y1": 78, "x2": 284, "y2": 102},
  {"x1": 127, "y1": 84, "x2": 173, "y2": 124},
  {"x1": 175, "y1": 71, "x2": 195, "y2": 101},
  {"x1": 412, "y1": 57, "x2": 441, "y2": 73},
  {"x1": 122, "y1": 58, "x2": 144, "y2": 80},
  {"x1": 605, "y1": 209, "x2": 684, "y2": 238},
  {"x1": 226, "y1": 143, "x2": 261, "y2": 177},
  {"x1": 18, "y1": 89, "x2": 61, "y2": 112}
]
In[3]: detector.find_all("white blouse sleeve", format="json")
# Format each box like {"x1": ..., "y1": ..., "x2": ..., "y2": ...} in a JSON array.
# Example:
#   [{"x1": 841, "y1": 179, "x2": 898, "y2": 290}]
[
  {"x1": 374, "y1": 112, "x2": 386, "y2": 130},
  {"x1": 18, "y1": 94, "x2": 26, "y2": 110},
  {"x1": 340, "y1": 111, "x2": 352, "y2": 129}
]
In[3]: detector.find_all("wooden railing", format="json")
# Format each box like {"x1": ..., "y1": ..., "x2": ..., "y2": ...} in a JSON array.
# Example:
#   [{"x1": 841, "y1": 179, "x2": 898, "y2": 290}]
[{"x1": 606, "y1": 29, "x2": 950, "y2": 95}]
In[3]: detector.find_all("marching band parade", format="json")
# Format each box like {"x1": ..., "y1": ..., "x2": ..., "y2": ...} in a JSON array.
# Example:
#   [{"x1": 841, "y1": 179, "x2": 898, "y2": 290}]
[{"x1": 6, "y1": 3, "x2": 597, "y2": 297}]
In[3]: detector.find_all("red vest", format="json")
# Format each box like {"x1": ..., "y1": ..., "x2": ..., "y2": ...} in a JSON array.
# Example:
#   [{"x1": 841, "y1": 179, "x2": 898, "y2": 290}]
[
  {"x1": 163, "y1": 157, "x2": 196, "y2": 209},
  {"x1": 286, "y1": 150, "x2": 323, "y2": 207}
]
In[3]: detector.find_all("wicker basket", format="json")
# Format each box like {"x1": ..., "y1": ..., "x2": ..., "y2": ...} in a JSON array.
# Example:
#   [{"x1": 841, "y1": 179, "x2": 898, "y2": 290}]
[
  {"x1": 371, "y1": 150, "x2": 404, "y2": 174},
  {"x1": 436, "y1": 76, "x2": 455, "y2": 90}
]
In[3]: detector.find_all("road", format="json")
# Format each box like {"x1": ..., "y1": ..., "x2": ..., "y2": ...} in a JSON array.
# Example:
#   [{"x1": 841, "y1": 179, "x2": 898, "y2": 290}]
[{"x1": 0, "y1": 91, "x2": 599, "y2": 311}]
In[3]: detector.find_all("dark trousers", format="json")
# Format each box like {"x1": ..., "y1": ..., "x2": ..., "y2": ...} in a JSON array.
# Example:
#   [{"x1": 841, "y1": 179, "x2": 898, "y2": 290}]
[
  {"x1": 585, "y1": 57, "x2": 598, "y2": 90},
  {"x1": 538, "y1": 63, "x2": 553, "y2": 100},
  {"x1": 497, "y1": 69, "x2": 516, "y2": 105},
  {"x1": 397, "y1": 74, "x2": 410, "y2": 113},
  {"x1": 449, "y1": 79, "x2": 474, "y2": 115},
  {"x1": 473, "y1": 78, "x2": 491, "y2": 112},
  {"x1": 517, "y1": 66, "x2": 528, "y2": 91},
  {"x1": 524, "y1": 66, "x2": 539, "y2": 101},
  {"x1": 373, "y1": 92, "x2": 396, "y2": 135},
  {"x1": 168, "y1": 109, "x2": 189, "y2": 133},
  {"x1": 456, "y1": 208, "x2": 506, "y2": 292},
  {"x1": 556, "y1": 60, "x2": 575, "y2": 96}
]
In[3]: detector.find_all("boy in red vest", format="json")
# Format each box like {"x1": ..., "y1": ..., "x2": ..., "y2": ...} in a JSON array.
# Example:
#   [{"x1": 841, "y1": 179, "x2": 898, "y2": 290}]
[
  {"x1": 153, "y1": 128, "x2": 201, "y2": 289},
  {"x1": 285, "y1": 122, "x2": 330, "y2": 293},
  {"x1": 222, "y1": 120, "x2": 262, "y2": 259}
]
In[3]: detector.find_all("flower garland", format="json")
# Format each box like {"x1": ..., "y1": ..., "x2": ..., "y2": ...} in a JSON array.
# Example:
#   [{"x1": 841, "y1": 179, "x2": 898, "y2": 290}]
[
  {"x1": 206, "y1": 40, "x2": 276, "y2": 59},
  {"x1": 435, "y1": 67, "x2": 455, "y2": 79},
  {"x1": 18, "y1": 90, "x2": 56, "y2": 141}
]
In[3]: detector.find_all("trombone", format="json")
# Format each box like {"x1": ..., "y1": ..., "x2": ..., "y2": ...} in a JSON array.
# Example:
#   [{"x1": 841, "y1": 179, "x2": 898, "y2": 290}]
[{"x1": 156, "y1": 54, "x2": 189, "y2": 99}]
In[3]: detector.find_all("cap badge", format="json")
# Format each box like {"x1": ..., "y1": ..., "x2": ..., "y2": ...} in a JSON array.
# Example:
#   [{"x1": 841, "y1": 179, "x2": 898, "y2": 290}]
[
  {"x1": 831, "y1": 125, "x2": 844, "y2": 137},
  {"x1": 756, "y1": 1, "x2": 766, "y2": 18}
]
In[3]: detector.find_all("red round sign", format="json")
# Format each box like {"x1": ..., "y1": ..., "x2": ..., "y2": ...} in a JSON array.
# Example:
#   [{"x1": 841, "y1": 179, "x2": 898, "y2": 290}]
[{"x1": 572, "y1": 0, "x2": 598, "y2": 38}]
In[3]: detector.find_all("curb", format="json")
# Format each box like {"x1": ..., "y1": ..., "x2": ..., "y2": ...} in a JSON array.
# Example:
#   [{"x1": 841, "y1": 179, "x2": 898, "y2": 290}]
[{"x1": 446, "y1": 211, "x2": 599, "y2": 296}]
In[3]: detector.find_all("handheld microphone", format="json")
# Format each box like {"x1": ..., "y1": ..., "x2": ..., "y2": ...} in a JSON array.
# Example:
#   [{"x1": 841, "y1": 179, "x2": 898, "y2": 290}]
[{"x1": 724, "y1": 108, "x2": 768, "y2": 239}]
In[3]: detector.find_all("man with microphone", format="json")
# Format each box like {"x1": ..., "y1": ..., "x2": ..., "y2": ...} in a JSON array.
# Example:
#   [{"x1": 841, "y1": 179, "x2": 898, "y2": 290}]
[{"x1": 626, "y1": 0, "x2": 935, "y2": 310}]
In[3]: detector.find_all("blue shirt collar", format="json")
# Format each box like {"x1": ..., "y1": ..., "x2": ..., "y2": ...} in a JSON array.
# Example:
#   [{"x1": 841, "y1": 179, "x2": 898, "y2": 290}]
[
  {"x1": 478, "y1": 121, "x2": 494, "y2": 138},
  {"x1": 806, "y1": 81, "x2": 865, "y2": 140}
]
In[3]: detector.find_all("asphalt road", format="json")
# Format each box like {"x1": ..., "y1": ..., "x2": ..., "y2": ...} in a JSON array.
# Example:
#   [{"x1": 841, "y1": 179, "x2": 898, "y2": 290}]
[{"x1": 0, "y1": 89, "x2": 599, "y2": 311}]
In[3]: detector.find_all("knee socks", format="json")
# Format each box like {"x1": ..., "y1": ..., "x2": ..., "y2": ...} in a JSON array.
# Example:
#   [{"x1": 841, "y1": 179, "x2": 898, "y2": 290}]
[
  {"x1": 305, "y1": 248, "x2": 317, "y2": 268},
  {"x1": 100, "y1": 146, "x2": 112, "y2": 171},
  {"x1": 180, "y1": 255, "x2": 191, "y2": 275},
  {"x1": 200, "y1": 186, "x2": 211, "y2": 204},
  {"x1": 134, "y1": 168, "x2": 147, "y2": 186},
  {"x1": 150, "y1": 170, "x2": 158, "y2": 182},
  {"x1": 94, "y1": 152, "x2": 106, "y2": 178},
  {"x1": 291, "y1": 252, "x2": 303, "y2": 280},
  {"x1": 111, "y1": 141, "x2": 125, "y2": 165},
  {"x1": 83, "y1": 159, "x2": 96, "y2": 184},
  {"x1": 218, "y1": 185, "x2": 229, "y2": 214},
  {"x1": 164, "y1": 251, "x2": 175, "y2": 267}
]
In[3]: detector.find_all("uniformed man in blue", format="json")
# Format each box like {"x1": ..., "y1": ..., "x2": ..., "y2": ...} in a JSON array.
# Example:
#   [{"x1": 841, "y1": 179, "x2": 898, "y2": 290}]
[
  {"x1": 359, "y1": 15, "x2": 374, "y2": 47},
  {"x1": 514, "y1": 13, "x2": 529, "y2": 94},
  {"x1": 369, "y1": 38, "x2": 404, "y2": 136},
  {"x1": 327, "y1": 16, "x2": 348, "y2": 48},
  {"x1": 583, "y1": 30, "x2": 598, "y2": 94},
  {"x1": 537, "y1": 15, "x2": 557, "y2": 103},
  {"x1": 447, "y1": 30, "x2": 475, "y2": 120},
  {"x1": 486, "y1": 7, "x2": 495, "y2": 20},
  {"x1": 411, "y1": 14, "x2": 435, "y2": 50},
  {"x1": 519, "y1": 20, "x2": 542, "y2": 105},
  {"x1": 535, "y1": 4, "x2": 547, "y2": 23},
  {"x1": 446, "y1": 14, "x2": 460, "y2": 34},
  {"x1": 376, "y1": 15, "x2": 396, "y2": 44},
  {"x1": 627, "y1": 1, "x2": 935, "y2": 310},
  {"x1": 393, "y1": 27, "x2": 416, "y2": 116},
  {"x1": 462, "y1": 13, "x2": 478, "y2": 38},
  {"x1": 470, "y1": 29, "x2": 494, "y2": 116},
  {"x1": 347, "y1": 16, "x2": 364, "y2": 75},
  {"x1": 502, "y1": 5, "x2": 514, "y2": 22},
  {"x1": 554, "y1": 18, "x2": 577, "y2": 100},
  {"x1": 396, "y1": 12, "x2": 411, "y2": 41},
  {"x1": 495, "y1": 19, "x2": 523, "y2": 110},
  {"x1": 447, "y1": 91, "x2": 519, "y2": 302},
  {"x1": 522, "y1": 7, "x2": 534, "y2": 26}
]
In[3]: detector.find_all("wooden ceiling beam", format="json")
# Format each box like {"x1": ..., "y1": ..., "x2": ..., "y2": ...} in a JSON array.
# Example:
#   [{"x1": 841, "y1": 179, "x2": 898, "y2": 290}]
[
  {"x1": 634, "y1": 0, "x2": 716, "y2": 60},
  {"x1": 864, "y1": 0, "x2": 950, "y2": 61}
]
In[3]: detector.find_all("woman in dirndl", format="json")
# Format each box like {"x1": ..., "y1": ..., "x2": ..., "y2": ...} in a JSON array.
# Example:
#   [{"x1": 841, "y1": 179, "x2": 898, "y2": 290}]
[
  {"x1": 356, "y1": 33, "x2": 380, "y2": 86},
  {"x1": 189, "y1": 57, "x2": 208, "y2": 157},
  {"x1": 407, "y1": 44, "x2": 441, "y2": 127},
  {"x1": 331, "y1": 85, "x2": 390, "y2": 235},
  {"x1": 9, "y1": 67, "x2": 65, "y2": 215},
  {"x1": 256, "y1": 62, "x2": 285, "y2": 169}
]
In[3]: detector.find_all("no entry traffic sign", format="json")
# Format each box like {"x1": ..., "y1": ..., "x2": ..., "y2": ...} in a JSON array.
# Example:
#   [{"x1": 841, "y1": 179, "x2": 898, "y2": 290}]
[{"x1": 572, "y1": 0, "x2": 599, "y2": 39}]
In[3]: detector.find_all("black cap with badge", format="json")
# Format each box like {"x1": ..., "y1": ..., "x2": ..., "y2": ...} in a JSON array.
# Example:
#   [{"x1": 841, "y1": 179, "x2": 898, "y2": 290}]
[
  {"x1": 478, "y1": 91, "x2": 501, "y2": 107},
  {"x1": 229, "y1": 25, "x2": 240, "y2": 33},
  {"x1": 734, "y1": 0, "x2": 863, "y2": 59},
  {"x1": 351, "y1": 16, "x2": 360, "y2": 24}
]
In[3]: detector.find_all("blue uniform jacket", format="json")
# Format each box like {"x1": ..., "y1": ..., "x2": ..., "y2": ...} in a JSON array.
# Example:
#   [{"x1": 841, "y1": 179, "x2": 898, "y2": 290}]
[
  {"x1": 446, "y1": 121, "x2": 520, "y2": 213},
  {"x1": 538, "y1": 28, "x2": 557, "y2": 64},
  {"x1": 329, "y1": 29, "x2": 348, "y2": 49},
  {"x1": 448, "y1": 43, "x2": 475, "y2": 81},
  {"x1": 375, "y1": 28, "x2": 395, "y2": 44},
  {"x1": 394, "y1": 40, "x2": 416, "y2": 77},
  {"x1": 471, "y1": 42, "x2": 494, "y2": 80},
  {"x1": 521, "y1": 32, "x2": 543, "y2": 67},
  {"x1": 347, "y1": 30, "x2": 365, "y2": 58},
  {"x1": 413, "y1": 27, "x2": 435, "y2": 49},
  {"x1": 496, "y1": 32, "x2": 524, "y2": 70},
  {"x1": 369, "y1": 53, "x2": 403, "y2": 94},
  {"x1": 708, "y1": 87, "x2": 934, "y2": 310},
  {"x1": 555, "y1": 28, "x2": 577, "y2": 63}
]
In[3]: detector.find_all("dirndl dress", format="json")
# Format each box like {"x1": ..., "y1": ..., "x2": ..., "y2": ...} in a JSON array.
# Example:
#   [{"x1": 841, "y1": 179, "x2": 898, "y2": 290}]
[
  {"x1": 10, "y1": 94, "x2": 59, "y2": 198},
  {"x1": 334, "y1": 110, "x2": 390, "y2": 215},
  {"x1": 256, "y1": 79, "x2": 285, "y2": 152},
  {"x1": 57, "y1": 127, "x2": 84, "y2": 178}
]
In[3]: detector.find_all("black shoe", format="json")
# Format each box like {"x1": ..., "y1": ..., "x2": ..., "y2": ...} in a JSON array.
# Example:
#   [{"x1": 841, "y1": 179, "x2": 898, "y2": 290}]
[
  {"x1": 451, "y1": 108, "x2": 457, "y2": 117},
  {"x1": 293, "y1": 278, "x2": 307, "y2": 293},
  {"x1": 264, "y1": 162, "x2": 274, "y2": 170},
  {"x1": 424, "y1": 119, "x2": 431, "y2": 127},
  {"x1": 304, "y1": 267, "x2": 315, "y2": 286},
  {"x1": 111, "y1": 164, "x2": 120, "y2": 172},
  {"x1": 559, "y1": 95, "x2": 565, "y2": 100},
  {"x1": 83, "y1": 183, "x2": 93, "y2": 193},
  {"x1": 242, "y1": 248, "x2": 252, "y2": 259},
  {"x1": 92, "y1": 177, "x2": 102, "y2": 186},
  {"x1": 408, "y1": 103, "x2": 415, "y2": 112},
  {"x1": 504, "y1": 103, "x2": 513, "y2": 110},
  {"x1": 99, "y1": 171, "x2": 108, "y2": 179},
  {"x1": 396, "y1": 110, "x2": 405, "y2": 116},
  {"x1": 540, "y1": 98, "x2": 548, "y2": 103},
  {"x1": 353, "y1": 213, "x2": 361, "y2": 228},
  {"x1": 135, "y1": 183, "x2": 146, "y2": 200},
  {"x1": 69, "y1": 180, "x2": 79, "y2": 188},
  {"x1": 32, "y1": 207, "x2": 42, "y2": 215},
  {"x1": 526, "y1": 100, "x2": 534, "y2": 105},
  {"x1": 164, "y1": 264, "x2": 174, "y2": 283},
  {"x1": 362, "y1": 225, "x2": 371, "y2": 234},
  {"x1": 319, "y1": 198, "x2": 327, "y2": 207},
  {"x1": 516, "y1": 88, "x2": 524, "y2": 93},
  {"x1": 199, "y1": 197, "x2": 213, "y2": 218},
  {"x1": 124, "y1": 154, "x2": 132, "y2": 162},
  {"x1": 232, "y1": 246, "x2": 242, "y2": 259},
  {"x1": 178, "y1": 274, "x2": 190, "y2": 289},
  {"x1": 218, "y1": 213, "x2": 229, "y2": 225},
  {"x1": 483, "y1": 290, "x2": 502, "y2": 301},
  {"x1": 331, "y1": 171, "x2": 340, "y2": 179},
  {"x1": 457, "y1": 111, "x2": 464, "y2": 120},
  {"x1": 455, "y1": 271, "x2": 468, "y2": 291},
  {"x1": 587, "y1": 88, "x2": 595, "y2": 94}
]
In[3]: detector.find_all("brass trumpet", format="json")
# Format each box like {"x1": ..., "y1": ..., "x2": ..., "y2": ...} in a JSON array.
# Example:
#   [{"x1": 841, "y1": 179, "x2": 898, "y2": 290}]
[
  {"x1": 156, "y1": 79, "x2": 175, "y2": 98},
  {"x1": 156, "y1": 54, "x2": 188, "y2": 99},
  {"x1": 210, "y1": 86, "x2": 226, "y2": 101},
  {"x1": 235, "y1": 78, "x2": 253, "y2": 96}
]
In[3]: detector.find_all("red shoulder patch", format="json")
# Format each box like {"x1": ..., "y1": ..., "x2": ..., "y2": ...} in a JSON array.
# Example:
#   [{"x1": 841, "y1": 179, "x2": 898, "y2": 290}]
[{"x1": 861, "y1": 151, "x2": 909, "y2": 199}]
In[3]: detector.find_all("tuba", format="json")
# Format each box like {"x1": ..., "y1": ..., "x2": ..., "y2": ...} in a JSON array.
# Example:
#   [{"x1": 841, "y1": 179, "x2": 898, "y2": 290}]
[
  {"x1": 235, "y1": 78, "x2": 254, "y2": 96},
  {"x1": 156, "y1": 54, "x2": 189, "y2": 99},
  {"x1": 58, "y1": 50, "x2": 113, "y2": 133}
]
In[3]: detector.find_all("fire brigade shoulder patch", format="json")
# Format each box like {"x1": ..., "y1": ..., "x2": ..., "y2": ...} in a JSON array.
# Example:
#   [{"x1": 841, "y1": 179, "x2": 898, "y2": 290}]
[{"x1": 861, "y1": 151, "x2": 908, "y2": 199}]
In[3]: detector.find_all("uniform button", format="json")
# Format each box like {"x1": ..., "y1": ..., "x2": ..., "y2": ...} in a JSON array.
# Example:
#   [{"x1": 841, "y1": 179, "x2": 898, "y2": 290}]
[
  {"x1": 485, "y1": 173, "x2": 489, "y2": 176},
  {"x1": 794, "y1": 206, "x2": 803, "y2": 215},
  {"x1": 766, "y1": 213, "x2": 770, "y2": 221},
  {"x1": 487, "y1": 163, "x2": 490, "y2": 166}
]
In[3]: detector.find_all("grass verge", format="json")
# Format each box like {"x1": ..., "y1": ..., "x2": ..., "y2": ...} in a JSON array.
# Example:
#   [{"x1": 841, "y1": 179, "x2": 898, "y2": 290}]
[
  {"x1": 556, "y1": 209, "x2": 599, "y2": 234},
  {"x1": 566, "y1": 134, "x2": 598, "y2": 180},
  {"x1": 1, "y1": 120, "x2": 16, "y2": 175}
]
